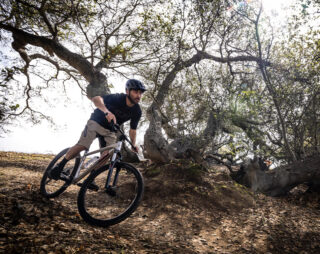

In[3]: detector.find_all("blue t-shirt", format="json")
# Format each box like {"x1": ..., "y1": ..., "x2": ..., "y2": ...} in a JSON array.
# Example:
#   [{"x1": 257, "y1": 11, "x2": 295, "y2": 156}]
[{"x1": 90, "y1": 93, "x2": 141, "y2": 130}]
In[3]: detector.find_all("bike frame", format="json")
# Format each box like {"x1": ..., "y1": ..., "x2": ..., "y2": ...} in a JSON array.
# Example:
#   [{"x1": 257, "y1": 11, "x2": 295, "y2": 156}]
[{"x1": 66, "y1": 127, "x2": 131, "y2": 190}]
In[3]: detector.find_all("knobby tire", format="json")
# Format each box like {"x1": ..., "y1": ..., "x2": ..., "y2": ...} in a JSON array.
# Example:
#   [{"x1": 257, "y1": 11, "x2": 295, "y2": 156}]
[
  {"x1": 40, "y1": 148, "x2": 79, "y2": 198},
  {"x1": 77, "y1": 162, "x2": 144, "y2": 227}
]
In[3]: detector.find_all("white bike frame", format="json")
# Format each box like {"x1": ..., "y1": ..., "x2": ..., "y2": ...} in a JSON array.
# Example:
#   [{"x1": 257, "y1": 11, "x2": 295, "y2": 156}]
[{"x1": 69, "y1": 141, "x2": 121, "y2": 184}]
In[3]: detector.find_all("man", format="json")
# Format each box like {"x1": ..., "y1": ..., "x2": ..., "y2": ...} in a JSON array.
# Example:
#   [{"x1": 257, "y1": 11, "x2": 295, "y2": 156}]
[{"x1": 49, "y1": 79, "x2": 146, "y2": 179}]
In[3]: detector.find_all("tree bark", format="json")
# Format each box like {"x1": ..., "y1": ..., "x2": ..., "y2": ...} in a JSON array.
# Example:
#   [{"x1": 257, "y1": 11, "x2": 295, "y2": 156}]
[
  {"x1": 144, "y1": 104, "x2": 171, "y2": 163},
  {"x1": 232, "y1": 156, "x2": 320, "y2": 196},
  {"x1": 166, "y1": 112, "x2": 218, "y2": 163}
]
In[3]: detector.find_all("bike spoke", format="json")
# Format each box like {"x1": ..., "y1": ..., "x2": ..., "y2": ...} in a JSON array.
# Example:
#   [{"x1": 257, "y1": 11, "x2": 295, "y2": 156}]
[
  {"x1": 40, "y1": 147, "x2": 79, "y2": 198},
  {"x1": 77, "y1": 163, "x2": 144, "y2": 227}
]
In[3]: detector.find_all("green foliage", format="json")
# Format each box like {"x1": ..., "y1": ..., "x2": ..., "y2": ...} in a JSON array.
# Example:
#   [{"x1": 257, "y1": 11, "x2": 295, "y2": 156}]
[
  {"x1": 140, "y1": 0, "x2": 319, "y2": 163},
  {"x1": 268, "y1": 3, "x2": 320, "y2": 160},
  {"x1": 1, "y1": 0, "x2": 319, "y2": 163},
  {"x1": 0, "y1": 67, "x2": 21, "y2": 128},
  {"x1": 9, "y1": 0, "x2": 96, "y2": 37}
]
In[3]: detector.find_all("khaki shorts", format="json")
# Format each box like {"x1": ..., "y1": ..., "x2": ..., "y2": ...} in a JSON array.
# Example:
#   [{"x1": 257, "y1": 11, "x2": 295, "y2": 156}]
[{"x1": 77, "y1": 120, "x2": 117, "y2": 149}]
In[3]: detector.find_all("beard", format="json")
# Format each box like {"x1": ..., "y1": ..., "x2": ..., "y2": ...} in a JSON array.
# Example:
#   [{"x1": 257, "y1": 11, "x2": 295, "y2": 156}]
[{"x1": 127, "y1": 93, "x2": 139, "y2": 104}]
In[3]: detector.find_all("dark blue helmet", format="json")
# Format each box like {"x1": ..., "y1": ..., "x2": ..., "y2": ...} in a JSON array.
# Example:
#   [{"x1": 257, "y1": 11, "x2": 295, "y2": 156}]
[{"x1": 125, "y1": 79, "x2": 147, "y2": 92}]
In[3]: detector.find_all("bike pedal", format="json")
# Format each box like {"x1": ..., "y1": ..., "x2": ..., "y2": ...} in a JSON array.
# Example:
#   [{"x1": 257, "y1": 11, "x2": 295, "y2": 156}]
[
  {"x1": 59, "y1": 170, "x2": 71, "y2": 181},
  {"x1": 59, "y1": 174, "x2": 70, "y2": 181},
  {"x1": 105, "y1": 187, "x2": 117, "y2": 196}
]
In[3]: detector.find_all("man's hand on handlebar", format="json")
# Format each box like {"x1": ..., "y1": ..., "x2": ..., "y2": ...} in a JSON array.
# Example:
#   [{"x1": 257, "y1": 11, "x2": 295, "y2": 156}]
[
  {"x1": 107, "y1": 120, "x2": 138, "y2": 153},
  {"x1": 106, "y1": 111, "x2": 117, "y2": 124},
  {"x1": 131, "y1": 145, "x2": 139, "y2": 153}
]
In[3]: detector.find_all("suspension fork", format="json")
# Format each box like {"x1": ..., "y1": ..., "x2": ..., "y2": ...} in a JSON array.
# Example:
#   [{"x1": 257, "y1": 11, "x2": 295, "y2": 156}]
[{"x1": 105, "y1": 141, "x2": 122, "y2": 190}]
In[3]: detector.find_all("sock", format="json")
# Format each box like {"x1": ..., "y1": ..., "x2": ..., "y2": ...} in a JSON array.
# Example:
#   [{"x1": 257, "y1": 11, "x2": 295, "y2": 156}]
[{"x1": 58, "y1": 157, "x2": 69, "y2": 170}]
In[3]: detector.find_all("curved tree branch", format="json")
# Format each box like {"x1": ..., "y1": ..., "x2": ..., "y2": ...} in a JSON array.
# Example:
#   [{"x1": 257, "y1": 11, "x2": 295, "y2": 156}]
[{"x1": 0, "y1": 23, "x2": 96, "y2": 82}]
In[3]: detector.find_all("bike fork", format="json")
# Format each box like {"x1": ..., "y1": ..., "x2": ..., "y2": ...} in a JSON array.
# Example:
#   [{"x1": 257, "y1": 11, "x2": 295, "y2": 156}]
[
  {"x1": 105, "y1": 141, "x2": 122, "y2": 195},
  {"x1": 104, "y1": 161, "x2": 120, "y2": 196}
]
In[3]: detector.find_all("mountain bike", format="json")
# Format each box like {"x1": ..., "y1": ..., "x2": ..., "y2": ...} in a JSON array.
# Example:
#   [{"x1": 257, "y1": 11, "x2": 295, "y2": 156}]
[{"x1": 40, "y1": 124, "x2": 144, "y2": 227}]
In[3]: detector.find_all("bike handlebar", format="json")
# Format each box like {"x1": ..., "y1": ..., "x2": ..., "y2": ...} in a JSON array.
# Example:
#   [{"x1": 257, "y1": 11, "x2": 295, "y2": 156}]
[
  {"x1": 110, "y1": 120, "x2": 120, "y2": 132},
  {"x1": 109, "y1": 121, "x2": 137, "y2": 151}
]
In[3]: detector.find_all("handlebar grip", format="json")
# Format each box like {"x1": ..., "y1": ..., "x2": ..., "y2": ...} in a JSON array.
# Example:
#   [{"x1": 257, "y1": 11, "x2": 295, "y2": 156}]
[{"x1": 110, "y1": 120, "x2": 120, "y2": 132}]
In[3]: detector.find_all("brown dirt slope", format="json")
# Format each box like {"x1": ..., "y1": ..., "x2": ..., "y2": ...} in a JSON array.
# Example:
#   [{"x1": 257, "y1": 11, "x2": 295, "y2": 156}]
[{"x1": 0, "y1": 151, "x2": 319, "y2": 253}]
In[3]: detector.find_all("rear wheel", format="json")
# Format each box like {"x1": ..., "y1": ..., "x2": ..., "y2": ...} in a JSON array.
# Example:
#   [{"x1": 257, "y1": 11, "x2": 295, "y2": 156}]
[
  {"x1": 40, "y1": 148, "x2": 80, "y2": 198},
  {"x1": 77, "y1": 162, "x2": 144, "y2": 227}
]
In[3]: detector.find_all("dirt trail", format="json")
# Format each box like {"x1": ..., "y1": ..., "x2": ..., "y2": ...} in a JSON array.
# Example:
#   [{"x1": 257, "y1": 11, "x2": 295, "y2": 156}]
[{"x1": 0, "y1": 151, "x2": 319, "y2": 253}]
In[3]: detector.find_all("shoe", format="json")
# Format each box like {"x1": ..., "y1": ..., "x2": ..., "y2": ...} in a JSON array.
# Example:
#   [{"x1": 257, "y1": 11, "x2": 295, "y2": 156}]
[
  {"x1": 77, "y1": 181, "x2": 99, "y2": 191},
  {"x1": 60, "y1": 169, "x2": 70, "y2": 181},
  {"x1": 48, "y1": 165, "x2": 62, "y2": 180}
]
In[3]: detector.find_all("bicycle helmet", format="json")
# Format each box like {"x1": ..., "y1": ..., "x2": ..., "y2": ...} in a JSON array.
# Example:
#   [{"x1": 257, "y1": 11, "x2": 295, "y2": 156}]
[{"x1": 125, "y1": 79, "x2": 147, "y2": 92}]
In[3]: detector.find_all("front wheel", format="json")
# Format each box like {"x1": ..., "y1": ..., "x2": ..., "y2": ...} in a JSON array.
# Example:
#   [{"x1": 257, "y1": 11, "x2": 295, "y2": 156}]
[
  {"x1": 40, "y1": 148, "x2": 80, "y2": 198},
  {"x1": 77, "y1": 162, "x2": 144, "y2": 227}
]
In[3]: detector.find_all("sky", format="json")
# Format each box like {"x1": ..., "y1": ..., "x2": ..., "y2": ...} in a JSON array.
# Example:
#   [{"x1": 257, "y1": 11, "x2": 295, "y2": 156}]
[
  {"x1": 0, "y1": 76, "x2": 131, "y2": 154},
  {"x1": 0, "y1": 0, "x2": 296, "y2": 154}
]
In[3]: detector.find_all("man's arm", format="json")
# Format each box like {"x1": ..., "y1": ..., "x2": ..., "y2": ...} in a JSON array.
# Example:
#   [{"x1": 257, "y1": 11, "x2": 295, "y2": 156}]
[
  {"x1": 91, "y1": 96, "x2": 116, "y2": 123},
  {"x1": 129, "y1": 129, "x2": 139, "y2": 152}
]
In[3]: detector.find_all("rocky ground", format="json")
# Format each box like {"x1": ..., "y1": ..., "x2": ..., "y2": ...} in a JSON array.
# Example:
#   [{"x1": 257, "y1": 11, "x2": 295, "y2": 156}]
[{"x1": 0, "y1": 151, "x2": 319, "y2": 253}]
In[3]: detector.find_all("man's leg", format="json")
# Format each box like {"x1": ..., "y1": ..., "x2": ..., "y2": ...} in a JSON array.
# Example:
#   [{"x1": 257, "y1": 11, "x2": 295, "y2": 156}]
[
  {"x1": 49, "y1": 121, "x2": 96, "y2": 179},
  {"x1": 55, "y1": 145, "x2": 86, "y2": 174},
  {"x1": 48, "y1": 145, "x2": 87, "y2": 179},
  {"x1": 101, "y1": 128, "x2": 117, "y2": 157},
  {"x1": 65, "y1": 144, "x2": 87, "y2": 160}
]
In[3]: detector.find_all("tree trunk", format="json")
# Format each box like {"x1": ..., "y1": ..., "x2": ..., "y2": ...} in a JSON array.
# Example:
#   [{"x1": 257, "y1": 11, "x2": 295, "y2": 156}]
[
  {"x1": 144, "y1": 105, "x2": 171, "y2": 163},
  {"x1": 121, "y1": 143, "x2": 140, "y2": 163},
  {"x1": 143, "y1": 50, "x2": 269, "y2": 163},
  {"x1": 232, "y1": 156, "x2": 320, "y2": 196}
]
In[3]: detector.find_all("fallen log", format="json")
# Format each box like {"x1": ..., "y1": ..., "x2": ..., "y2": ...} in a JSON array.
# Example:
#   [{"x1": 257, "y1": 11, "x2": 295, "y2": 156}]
[{"x1": 231, "y1": 156, "x2": 320, "y2": 196}]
